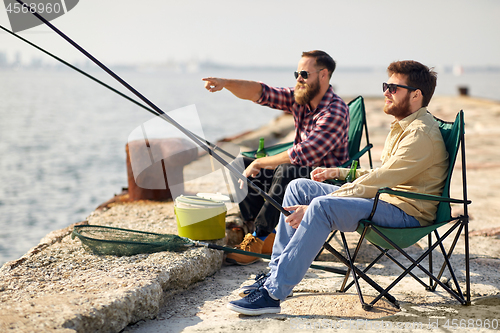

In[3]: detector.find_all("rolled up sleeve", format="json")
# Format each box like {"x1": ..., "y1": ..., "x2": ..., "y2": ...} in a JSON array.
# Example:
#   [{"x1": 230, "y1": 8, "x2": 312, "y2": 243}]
[{"x1": 255, "y1": 83, "x2": 294, "y2": 112}]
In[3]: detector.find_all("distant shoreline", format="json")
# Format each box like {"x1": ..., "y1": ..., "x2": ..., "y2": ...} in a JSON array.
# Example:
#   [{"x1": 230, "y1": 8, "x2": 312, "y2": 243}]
[{"x1": 1, "y1": 61, "x2": 500, "y2": 74}]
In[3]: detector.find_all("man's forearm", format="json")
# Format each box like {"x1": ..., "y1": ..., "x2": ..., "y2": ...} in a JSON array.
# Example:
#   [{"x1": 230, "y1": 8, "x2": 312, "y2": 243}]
[
  {"x1": 253, "y1": 151, "x2": 291, "y2": 170},
  {"x1": 223, "y1": 79, "x2": 263, "y2": 102}
]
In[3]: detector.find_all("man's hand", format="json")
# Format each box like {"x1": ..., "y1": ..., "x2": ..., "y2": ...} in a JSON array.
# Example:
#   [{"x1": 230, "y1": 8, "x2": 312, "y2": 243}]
[
  {"x1": 237, "y1": 152, "x2": 292, "y2": 189},
  {"x1": 238, "y1": 159, "x2": 262, "y2": 189},
  {"x1": 202, "y1": 77, "x2": 225, "y2": 92},
  {"x1": 202, "y1": 77, "x2": 263, "y2": 101},
  {"x1": 284, "y1": 205, "x2": 308, "y2": 229},
  {"x1": 311, "y1": 167, "x2": 339, "y2": 182}
]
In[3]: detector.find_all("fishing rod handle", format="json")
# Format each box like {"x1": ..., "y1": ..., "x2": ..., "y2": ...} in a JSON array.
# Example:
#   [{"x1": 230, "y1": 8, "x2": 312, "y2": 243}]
[{"x1": 194, "y1": 241, "x2": 346, "y2": 275}]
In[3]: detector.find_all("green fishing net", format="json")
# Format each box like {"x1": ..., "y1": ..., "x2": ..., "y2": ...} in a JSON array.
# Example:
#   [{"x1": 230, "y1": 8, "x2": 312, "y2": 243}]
[{"x1": 71, "y1": 225, "x2": 192, "y2": 256}]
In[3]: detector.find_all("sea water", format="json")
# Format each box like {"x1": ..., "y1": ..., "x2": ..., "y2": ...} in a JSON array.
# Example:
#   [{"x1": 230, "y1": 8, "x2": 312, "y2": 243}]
[{"x1": 0, "y1": 66, "x2": 499, "y2": 266}]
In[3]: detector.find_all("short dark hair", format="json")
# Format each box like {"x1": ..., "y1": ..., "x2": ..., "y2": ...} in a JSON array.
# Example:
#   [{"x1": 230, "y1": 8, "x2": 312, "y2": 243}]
[
  {"x1": 387, "y1": 60, "x2": 438, "y2": 107},
  {"x1": 302, "y1": 50, "x2": 336, "y2": 80}
]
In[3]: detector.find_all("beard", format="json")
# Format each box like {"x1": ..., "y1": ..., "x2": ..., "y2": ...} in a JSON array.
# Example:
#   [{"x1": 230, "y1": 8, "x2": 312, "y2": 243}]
[
  {"x1": 294, "y1": 77, "x2": 321, "y2": 106},
  {"x1": 384, "y1": 91, "x2": 412, "y2": 119}
]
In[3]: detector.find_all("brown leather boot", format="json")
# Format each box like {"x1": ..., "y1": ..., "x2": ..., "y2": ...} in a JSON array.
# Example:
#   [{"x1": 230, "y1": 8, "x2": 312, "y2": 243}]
[
  {"x1": 261, "y1": 232, "x2": 276, "y2": 255},
  {"x1": 225, "y1": 234, "x2": 264, "y2": 265}
]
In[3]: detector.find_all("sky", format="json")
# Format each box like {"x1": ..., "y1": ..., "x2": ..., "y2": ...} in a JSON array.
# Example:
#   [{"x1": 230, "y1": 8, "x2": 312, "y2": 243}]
[{"x1": 0, "y1": 0, "x2": 499, "y2": 69}]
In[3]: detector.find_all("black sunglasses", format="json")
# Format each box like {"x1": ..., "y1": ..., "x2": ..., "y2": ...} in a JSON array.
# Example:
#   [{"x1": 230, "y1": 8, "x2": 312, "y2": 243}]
[
  {"x1": 383, "y1": 82, "x2": 418, "y2": 94},
  {"x1": 294, "y1": 68, "x2": 324, "y2": 80}
]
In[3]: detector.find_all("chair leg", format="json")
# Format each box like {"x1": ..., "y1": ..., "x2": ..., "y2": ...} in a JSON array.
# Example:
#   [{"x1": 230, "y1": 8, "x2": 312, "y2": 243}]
[
  {"x1": 315, "y1": 230, "x2": 337, "y2": 260},
  {"x1": 340, "y1": 232, "x2": 372, "y2": 310},
  {"x1": 341, "y1": 226, "x2": 428, "y2": 293},
  {"x1": 460, "y1": 110, "x2": 472, "y2": 306},
  {"x1": 428, "y1": 233, "x2": 433, "y2": 289},
  {"x1": 374, "y1": 245, "x2": 430, "y2": 289},
  {"x1": 431, "y1": 223, "x2": 462, "y2": 288},
  {"x1": 368, "y1": 224, "x2": 467, "y2": 306},
  {"x1": 343, "y1": 244, "x2": 430, "y2": 292},
  {"x1": 341, "y1": 249, "x2": 387, "y2": 292},
  {"x1": 432, "y1": 228, "x2": 464, "y2": 298},
  {"x1": 323, "y1": 238, "x2": 400, "y2": 309},
  {"x1": 339, "y1": 227, "x2": 369, "y2": 292},
  {"x1": 464, "y1": 217, "x2": 471, "y2": 305}
]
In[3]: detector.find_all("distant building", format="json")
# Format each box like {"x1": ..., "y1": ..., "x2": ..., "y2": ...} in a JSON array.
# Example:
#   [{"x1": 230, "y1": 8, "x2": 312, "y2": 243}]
[
  {"x1": 12, "y1": 52, "x2": 22, "y2": 67},
  {"x1": 29, "y1": 57, "x2": 43, "y2": 69},
  {"x1": 0, "y1": 52, "x2": 7, "y2": 67}
]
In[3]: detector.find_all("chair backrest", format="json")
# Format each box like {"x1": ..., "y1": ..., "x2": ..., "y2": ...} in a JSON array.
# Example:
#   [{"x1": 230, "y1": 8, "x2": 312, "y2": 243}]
[
  {"x1": 347, "y1": 96, "x2": 367, "y2": 160},
  {"x1": 242, "y1": 96, "x2": 372, "y2": 166},
  {"x1": 356, "y1": 111, "x2": 466, "y2": 249},
  {"x1": 338, "y1": 95, "x2": 373, "y2": 169},
  {"x1": 434, "y1": 111, "x2": 463, "y2": 223}
]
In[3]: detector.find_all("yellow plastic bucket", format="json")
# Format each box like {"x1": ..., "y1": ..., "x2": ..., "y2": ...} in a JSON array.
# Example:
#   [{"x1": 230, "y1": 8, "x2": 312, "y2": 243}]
[{"x1": 174, "y1": 195, "x2": 227, "y2": 240}]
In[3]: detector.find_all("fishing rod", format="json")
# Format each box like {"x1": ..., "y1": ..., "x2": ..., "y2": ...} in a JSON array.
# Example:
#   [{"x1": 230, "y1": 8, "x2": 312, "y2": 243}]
[
  {"x1": 15, "y1": 0, "x2": 290, "y2": 216},
  {"x1": 0, "y1": 24, "x2": 237, "y2": 161}
]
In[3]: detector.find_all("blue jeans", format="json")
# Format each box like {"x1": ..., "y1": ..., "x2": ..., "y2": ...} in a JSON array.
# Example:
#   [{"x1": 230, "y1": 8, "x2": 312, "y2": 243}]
[{"x1": 263, "y1": 178, "x2": 420, "y2": 300}]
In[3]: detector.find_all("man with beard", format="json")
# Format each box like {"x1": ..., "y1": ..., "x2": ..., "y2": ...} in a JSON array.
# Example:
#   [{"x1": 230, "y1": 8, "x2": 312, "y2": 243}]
[
  {"x1": 202, "y1": 50, "x2": 349, "y2": 265},
  {"x1": 227, "y1": 60, "x2": 448, "y2": 315}
]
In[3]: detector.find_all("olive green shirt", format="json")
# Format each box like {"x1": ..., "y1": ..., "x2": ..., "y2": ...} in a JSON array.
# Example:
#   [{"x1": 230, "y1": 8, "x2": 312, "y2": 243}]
[{"x1": 331, "y1": 107, "x2": 449, "y2": 226}]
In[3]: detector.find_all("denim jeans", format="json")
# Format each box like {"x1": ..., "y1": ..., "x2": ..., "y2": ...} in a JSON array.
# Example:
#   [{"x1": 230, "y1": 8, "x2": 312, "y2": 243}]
[
  {"x1": 230, "y1": 156, "x2": 313, "y2": 237},
  {"x1": 263, "y1": 178, "x2": 420, "y2": 300}
]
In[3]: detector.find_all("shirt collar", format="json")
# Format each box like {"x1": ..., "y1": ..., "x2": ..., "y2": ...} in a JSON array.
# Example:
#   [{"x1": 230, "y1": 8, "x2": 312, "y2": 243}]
[{"x1": 391, "y1": 107, "x2": 428, "y2": 130}]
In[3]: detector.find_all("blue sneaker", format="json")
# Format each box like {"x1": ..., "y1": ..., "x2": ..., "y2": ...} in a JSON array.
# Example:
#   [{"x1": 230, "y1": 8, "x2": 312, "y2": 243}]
[
  {"x1": 239, "y1": 273, "x2": 294, "y2": 298},
  {"x1": 227, "y1": 288, "x2": 281, "y2": 316},
  {"x1": 238, "y1": 273, "x2": 270, "y2": 297}
]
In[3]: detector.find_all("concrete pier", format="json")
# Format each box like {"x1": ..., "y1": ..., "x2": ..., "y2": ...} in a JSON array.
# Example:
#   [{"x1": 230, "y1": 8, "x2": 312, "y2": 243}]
[{"x1": 2, "y1": 96, "x2": 500, "y2": 332}]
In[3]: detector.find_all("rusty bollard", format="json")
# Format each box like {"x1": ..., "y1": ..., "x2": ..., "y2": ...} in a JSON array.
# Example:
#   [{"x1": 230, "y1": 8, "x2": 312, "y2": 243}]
[
  {"x1": 126, "y1": 138, "x2": 198, "y2": 201},
  {"x1": 458, "y1": 86, "x2": 469, "y2": 96}
]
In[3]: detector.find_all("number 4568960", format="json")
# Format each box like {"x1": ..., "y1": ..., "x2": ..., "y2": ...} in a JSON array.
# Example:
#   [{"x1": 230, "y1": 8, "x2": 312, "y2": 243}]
[
  {"x1": 443, "y1": 318, "x2": 499, "y2": 330},
  {"x1": 6, "y1": 2, "x2": 62, "y2": 14}
]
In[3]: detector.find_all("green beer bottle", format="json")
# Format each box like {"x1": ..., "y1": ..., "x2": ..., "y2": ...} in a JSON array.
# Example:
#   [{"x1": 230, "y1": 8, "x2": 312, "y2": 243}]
[
  {"x1": 345, "y1": 160, "x2": 358, "y2": 183},
  {"x1": 255, "y1": 138, "x2": 267, "y2": 158}
]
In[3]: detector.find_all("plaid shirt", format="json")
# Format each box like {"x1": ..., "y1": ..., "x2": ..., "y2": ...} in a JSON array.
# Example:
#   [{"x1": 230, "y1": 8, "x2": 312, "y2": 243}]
[{"x1": 256, "y1": 83, "x2": 349, "y2": 167}]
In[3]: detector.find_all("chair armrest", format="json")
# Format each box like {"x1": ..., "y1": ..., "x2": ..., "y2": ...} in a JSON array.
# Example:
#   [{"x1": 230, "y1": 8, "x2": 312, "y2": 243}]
[
  {"x1": 241, "y1": 141, "x2": 293, "y2": 158},
  {"x1": 339, "y1": 144, "x2": 373, "y2": 168},
  {"x1": 377, "y1": 187, "x2": 471, "y2": 205},
  {"x1": 325, "y1": 144, "x2": 375, "y2": 185},
  {"x1": 366, "y1": 187, "x2": 471, "y2": 222}
]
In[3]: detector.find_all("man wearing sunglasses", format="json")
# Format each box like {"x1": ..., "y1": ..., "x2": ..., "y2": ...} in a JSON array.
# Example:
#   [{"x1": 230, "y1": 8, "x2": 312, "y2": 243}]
[
  {"x1": 203, "y1": 50, "x2": 349, "y2": 265},
  {"x1": 227, "y1": 60, "x2": 448, "y2": 315}
]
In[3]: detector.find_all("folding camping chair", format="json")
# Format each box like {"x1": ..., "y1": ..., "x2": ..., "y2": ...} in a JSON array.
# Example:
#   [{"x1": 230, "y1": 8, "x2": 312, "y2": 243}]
[
  {"x1": 322, "y1": 110, "x2": 471, "y2": 310},
  {"x1": 242, "y1": 95, "x2": 373, "y2": 169}
]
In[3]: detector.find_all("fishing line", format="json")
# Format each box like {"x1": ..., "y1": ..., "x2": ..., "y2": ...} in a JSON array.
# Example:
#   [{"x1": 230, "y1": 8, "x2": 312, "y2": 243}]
[
  {"x1": 0, "y1": 24, "x2": 237, "y2": 161},
  {"x1": 15, "y1": 0, "x2": 290, "y2": 216},
  {"x1": 1, "y1": 23, "x2": 237, "y2": 202}
]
